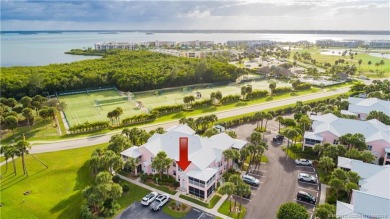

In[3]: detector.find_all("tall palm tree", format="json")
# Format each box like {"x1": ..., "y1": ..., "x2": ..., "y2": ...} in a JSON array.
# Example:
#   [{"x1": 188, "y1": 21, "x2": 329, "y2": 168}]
[
  {"x1": 237, "y1": 182, "x2": 251, "y2": 210},
  {"x1": 218, "y1": 182, "x2": 236, "y2": 213},
  {"x1": 269, "y1": 82, "x2": 276, "y2": 95},
  {"x1": 15, "y1": 140, "x2": 31, "y2": 176},
  {"x1": 229, "y1": 174, "x2": 242, "y2": 208},
  {"x1": 263, "y1": 113, "x2": 274, "y2": 131},
  {"x1": 223, "y1": 149, "x2": 239, "y2": 169},
  {"x1": 1, "y1": 145, "x2": 12, "y2": 173},
  {"x1": 275, "y1": 116, "x2": 284, "y2": 133}
]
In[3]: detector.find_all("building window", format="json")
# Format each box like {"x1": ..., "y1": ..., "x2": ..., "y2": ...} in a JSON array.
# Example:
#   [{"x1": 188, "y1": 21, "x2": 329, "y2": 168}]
[
  {"x1": 305, "y1": 138, "x2": 322, "y2": 145},
  {"x1": 178, "y1": 167, "x2": 183, "y2": 172},
  {"x1": 189, "y1": 186, "x2": 205, "y2": 199},
  {"x1": 151, "y1": 168, "x2": 155, "y2": 173},
  {"x1": 173, "y1": 170, "x2": 176, "y2": 176},
  {"x1": 188, "y1": 177, "x2": 206, "y2": 188},
  {"x1": 207, "y1": 184, "x2": 215, "y2": 197},
  {"x1": 367, "y1": 145, "x2": 372, "y2": 151},
  {"x1": 333, "y1": 139, "x2": 339, "y2": 144},
  {"x1": 387, "y1": 153, "x2": 390, "y2": 159},
  {"x1": 173, "y1": 162, "x2": 176, "y2": 167},
  {"x1": 151, "y1": 157, "x2": 154, "y2": 162}
]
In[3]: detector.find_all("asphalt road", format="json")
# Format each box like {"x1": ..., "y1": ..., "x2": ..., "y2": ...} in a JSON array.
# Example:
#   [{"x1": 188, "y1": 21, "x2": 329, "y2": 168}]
[
  {"x1": 231, "y1": 121, "x2": 320, "y2": 219},
  {"x1": 114, "y1": 202, "x2": 214, "y2": 219},
  {"x1": 29, "y1": 87, "x2": 349, "y2": 154}
]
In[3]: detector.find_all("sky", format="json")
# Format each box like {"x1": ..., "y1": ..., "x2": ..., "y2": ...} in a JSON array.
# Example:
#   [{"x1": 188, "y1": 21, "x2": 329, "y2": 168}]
[{"x1": 1, "y1": 0, "x2": 389, "y2": 31}]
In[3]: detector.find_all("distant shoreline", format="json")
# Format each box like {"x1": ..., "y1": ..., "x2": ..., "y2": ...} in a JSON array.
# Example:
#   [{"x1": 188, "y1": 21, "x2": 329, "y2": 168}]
[{"x1": 2, "y1": 30, "x2": 390, "y2": 35}]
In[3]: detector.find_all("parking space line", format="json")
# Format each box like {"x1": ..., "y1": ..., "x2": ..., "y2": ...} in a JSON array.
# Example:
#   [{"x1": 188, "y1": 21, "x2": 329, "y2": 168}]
[
  {"x1": 298, "y1": 187, "x2": 319, "y2": 193},
  {"x1": 298, "y1": 171, "x2": 316, "y2": 174},
  {"x1": 233, "y1": 195, "x2": 251, "y2": 202},
  {"x1": 294, "y1": 199, "x2": 316, "y2": 207},
  {"x1": 197, "y1": 212, "x2": 204, "y2": 219},
  {"x1": 205, "y1": 213, "x2": 213, "y2": 217},
  {"x1": 193, "y1": 208, "x2": 201, "y2": 212},
  {"x1": 298, "y1": 181, "x2": 318, "y2": 186},
  {"x1": 296, "y1": 165, "x2": 313, "y2": 168}
]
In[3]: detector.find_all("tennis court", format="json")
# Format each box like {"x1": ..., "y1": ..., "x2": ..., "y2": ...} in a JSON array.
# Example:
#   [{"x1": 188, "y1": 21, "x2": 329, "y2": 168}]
[{"x1": 59, "y1": 90, "x2": 144, "y2": 126}]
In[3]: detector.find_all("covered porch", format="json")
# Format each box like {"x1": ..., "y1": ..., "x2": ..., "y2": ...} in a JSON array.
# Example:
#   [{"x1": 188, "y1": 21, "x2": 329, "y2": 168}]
[
  {"x1": 303, "y1": 132, "x2": 323, "y2": 150},
  {"x1": 120, "y1": 147, "x2": 143, "y2": 175},
  {"x1": 185, "y1": 168, "x2": 218, "y2": 201}
]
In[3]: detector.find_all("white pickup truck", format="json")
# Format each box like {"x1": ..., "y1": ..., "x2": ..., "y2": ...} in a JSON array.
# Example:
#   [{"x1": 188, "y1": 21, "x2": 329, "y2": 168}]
[{"x1": 150, "y1": 193, "x2": 170, "y2": 210}]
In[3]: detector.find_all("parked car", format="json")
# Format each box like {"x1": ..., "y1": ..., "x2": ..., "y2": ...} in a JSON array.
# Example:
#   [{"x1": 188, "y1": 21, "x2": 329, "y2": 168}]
[
  {"x1": 141, "y1": 192, "x2": 158, "y2": 206},
  {"x1": 272, "y1": 135, "x2": 284, "y2": 142},
  {"x1": 297, "y1": 191, "x2": 316, "y2": 204},
  {"x1": 242, "y1": 175, "x2": 260, "y2": 186},
  {"x1": 298, "y1": 173, "x2": 317, "y2": 183},
  {"x1": 150, "y1": 193, "x2": 170, "y2": 210},
  {"x1": 295, "y1": 159, "x2": 313, "y2": 166}
]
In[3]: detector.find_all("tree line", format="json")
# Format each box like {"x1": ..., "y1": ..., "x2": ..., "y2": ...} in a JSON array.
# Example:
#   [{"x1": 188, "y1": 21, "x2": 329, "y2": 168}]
[{"x1": 1, "y1": 50, "x2": 244, "y2": 99}]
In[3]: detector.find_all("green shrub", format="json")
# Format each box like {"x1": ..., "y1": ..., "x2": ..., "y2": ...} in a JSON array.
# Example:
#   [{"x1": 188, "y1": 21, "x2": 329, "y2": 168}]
[
  {"x1": 122, "y1": 184, "x2": 130, "y2": 193},
  {"x1": 112, "y1": 175, "x2": 120, "y2": 183}
]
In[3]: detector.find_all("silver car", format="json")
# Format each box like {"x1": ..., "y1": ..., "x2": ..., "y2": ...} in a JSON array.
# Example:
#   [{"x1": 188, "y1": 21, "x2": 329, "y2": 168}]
[
  {"x1": 141, "y1": 192, "x2": 158, "y2": 206},
  {"x1": 150, "y1": 193, "x2": 170, "y2": 210},
  {"x1": 298, "y1": 173, "x2": 317, "y2": 183}
]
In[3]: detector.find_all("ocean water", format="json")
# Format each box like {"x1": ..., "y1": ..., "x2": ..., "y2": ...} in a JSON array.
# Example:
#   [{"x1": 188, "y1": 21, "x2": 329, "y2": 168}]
[{"x1": 1, "y1": 32, "x2": 389, "y2": 67}]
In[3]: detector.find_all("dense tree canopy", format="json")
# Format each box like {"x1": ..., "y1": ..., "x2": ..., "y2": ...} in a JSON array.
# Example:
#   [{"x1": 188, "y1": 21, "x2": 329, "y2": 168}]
[{"x1": 1, "y1": 51, "x2": 243, "y2": 98}]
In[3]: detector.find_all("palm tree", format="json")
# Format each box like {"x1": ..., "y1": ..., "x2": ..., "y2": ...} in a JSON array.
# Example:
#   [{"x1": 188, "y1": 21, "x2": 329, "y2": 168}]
[
  {"x1": 215, "y1": 91, "x2": 223, "y2": 104},
  {"x1": 318, "y1": 156, "x2": 335, "y2": 174},
  {"x1": 275, "y1": 116, "x2": 284, "y2": 133},
  {"x1": 229, "y1": 174, "x2": 242, "y2": 208},
  {"x1": 269, "y1": 82, "x2": 276, "y2": 95},
  {"x1": 329, "y1": 178, "x2": 344, "y2": 200},
  {"x1": 241, "y1": 86, "x2": 247, "y2": 100},
  {"x1": 263, "y1": 113, "x2": 273, "y2": 131},
  {"x1": 236, "y1": 182, "x2": 251, "y2": 210},
  {"x1": 7, "y1": 145, "x2": 18, "y2": 175},
  {"x1": 1, "y1": 145, "x2": 12, "y2": 173},
  {"x1": 218, "y1": 182, "x2": 236, "y2": 213},
  {"x1": 223, "y1": 149, "x2": 239, "y2": 169},
  {"x1": 15, "y1": 140, "x2": 31, "y2": 176}
]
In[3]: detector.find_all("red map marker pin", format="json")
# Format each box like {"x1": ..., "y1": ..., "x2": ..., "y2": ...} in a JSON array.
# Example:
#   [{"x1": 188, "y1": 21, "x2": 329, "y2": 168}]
[{"x1": 176, "y1": 137, "x2": 192, "y2": 171}]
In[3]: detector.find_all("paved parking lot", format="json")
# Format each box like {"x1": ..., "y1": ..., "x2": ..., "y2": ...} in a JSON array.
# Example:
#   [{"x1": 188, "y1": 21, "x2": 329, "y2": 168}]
[
  {"x1": 230, "y1": 119, "x2": 320, "y2": 219},
  {"x1": 294, "y1": 163, "x2": 320, "y2": 218},
  {"x1": 115, "y1": 202, "x2": 215, "y2": 219}
]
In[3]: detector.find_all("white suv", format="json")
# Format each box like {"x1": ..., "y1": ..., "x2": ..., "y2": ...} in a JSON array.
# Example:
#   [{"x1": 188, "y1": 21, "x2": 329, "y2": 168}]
[
  {"x1": 295, "y1": 159, "x2": 312, "y2": 166},
  {"x1": 242, "y1": 175, "x2": 260, "y2": 186},
  {"x1": 141, "y1": 192, "x2": 158, "y2": 206},
  {"x1": 298, "y1": 173, "x2": 317, "y2": 183}
]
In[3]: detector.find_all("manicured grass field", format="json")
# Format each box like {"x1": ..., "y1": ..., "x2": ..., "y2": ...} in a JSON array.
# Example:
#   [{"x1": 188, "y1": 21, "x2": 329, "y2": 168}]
[
  {"x1": 217, "y1": 200, "x2": 247, "y2": 219},
  {"x1": 291, "y1": 46, "x2": 390, "y2": 77},
  {"x1": 0, "y1": 143, "x2": 149, "y2": 219},
  {"x1": 59, "y1": 90, "x2": 144, "y2": 126},
  {"x1": 135, "y1": 79, "x2": 292, "y2": 110}
]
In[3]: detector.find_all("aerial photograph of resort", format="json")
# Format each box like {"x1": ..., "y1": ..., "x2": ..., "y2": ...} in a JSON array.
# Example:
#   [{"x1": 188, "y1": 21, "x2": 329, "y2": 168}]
[{"x1": 0, "y1": 0, "x2": 389, "y2": 219}]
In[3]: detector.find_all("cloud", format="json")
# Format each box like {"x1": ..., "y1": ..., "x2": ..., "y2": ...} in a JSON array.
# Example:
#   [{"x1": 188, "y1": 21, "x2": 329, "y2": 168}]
[{"x1": 1, "y1": 0, "x2": 389, "y2": 30}]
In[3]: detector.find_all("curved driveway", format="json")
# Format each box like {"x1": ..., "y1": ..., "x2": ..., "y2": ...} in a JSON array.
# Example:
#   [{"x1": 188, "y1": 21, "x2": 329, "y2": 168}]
[{"x1": 29, "y1": 87, "x2": 349, "y2": 154}]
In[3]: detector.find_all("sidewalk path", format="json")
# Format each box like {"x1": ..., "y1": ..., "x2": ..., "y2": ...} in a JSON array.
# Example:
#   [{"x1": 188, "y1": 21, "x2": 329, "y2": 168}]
[
  {"x1": 319, "y1": 183, "x2": 329, "y2": 204},
  {"x1": 118, "y1": 174, "x2": 232, "y2": 219},
  {"x1": 25, "y1": 87, "x2": 350, "y2": 154}
]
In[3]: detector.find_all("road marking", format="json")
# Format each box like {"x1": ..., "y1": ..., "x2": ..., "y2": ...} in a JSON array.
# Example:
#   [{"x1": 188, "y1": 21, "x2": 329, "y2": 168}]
[
  {"x1": 233, "y1": 195, "x2": 251, "y2": 202},
  {"x1": 193, "y1": 208, "x2": 201, "y2": 212},
  {"x1": 296, "y1": 165, "x2": 313, "y2": 168},
  {"x1": 197, "y1": 212, "x2": 204, "y2": 219},
  {"x1": 294, "y1": 199, "x2": 316, "y2": 207},
  {"x1": 248, "y1": 173, "x2": 266, "y2": 178},
  {"x1": 298, "y1": 181, "x2": 318, "y2": 186},
  {"x1": 298, "y1": 187, "x2": 319, "y2": 193}
]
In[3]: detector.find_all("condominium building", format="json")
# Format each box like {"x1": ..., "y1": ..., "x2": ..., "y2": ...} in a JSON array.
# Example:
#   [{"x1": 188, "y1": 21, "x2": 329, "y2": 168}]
[
  {"x1": 336, "y1": 157, "x2": 390, "y2": 218},
  {"x1": 347, "y1": 97, "x2": 390, "y2": 120},
  {"x1": 303, "y1": 113, "x2": 390, "y2": 165},
  {"x1": 120, "y1": 124, "x2": 247, "y2": 200},
  {"x1": 315, "y1": 39, "x2": 364, "y2": 48},
  {"x1": 369, "y1": 40, "x2": 390, "y2": 48},
  {"x1": 226, "y1": 40, "x2": 275, "y2": 48},
  {"x1": 94, "y1": 42, "x2": 137, "y2": 50},
  {"x1": 178, "y1": 40, "x2": 214, "y2": 48}
]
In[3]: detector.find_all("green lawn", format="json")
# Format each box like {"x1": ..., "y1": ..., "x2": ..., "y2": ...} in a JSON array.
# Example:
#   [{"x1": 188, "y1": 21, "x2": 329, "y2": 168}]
[
  {"x1": 217, "y1": 200, "x2": 247, "y2": 219},
  {"x1": 0, "y1": 143, "x2": 150, "y2": 219},
  {"x1": 145, "y1": 182, "x2": 177, "y2": 195},
  {"x1": 178, "y1": 194, "x2": 221, "y2": 209},
  {"x1": 0, "y1": 156, "x2": 5, "y2": 162},
  {"x1": 0, "y1": 143, "x2": 108, "y2": 219},
  {"x1": 162, "y1": 200, "x2": 192, "y2": 218},
  {"x1": 290, "y1": 46, "x2": 390, "y2": 77},
  {"x1": 283, "y1": 147, "x2": 318, "y2": 160}
]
